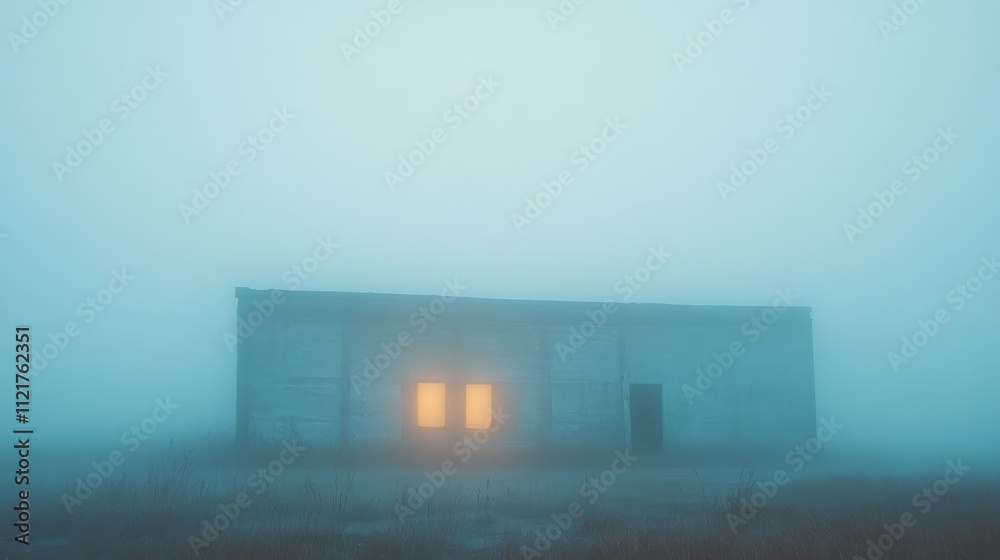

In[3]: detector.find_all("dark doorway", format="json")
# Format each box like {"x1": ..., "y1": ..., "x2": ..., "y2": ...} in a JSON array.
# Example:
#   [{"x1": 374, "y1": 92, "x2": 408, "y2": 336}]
[{"x1": 629, "y1": 384, "x2": 663, "y2": 453}]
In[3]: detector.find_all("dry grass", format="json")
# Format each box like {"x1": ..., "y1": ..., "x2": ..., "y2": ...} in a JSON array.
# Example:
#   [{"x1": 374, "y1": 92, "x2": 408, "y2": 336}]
[{"x1": 14, "y1": 446, "x2": 1000, "y2": 559}]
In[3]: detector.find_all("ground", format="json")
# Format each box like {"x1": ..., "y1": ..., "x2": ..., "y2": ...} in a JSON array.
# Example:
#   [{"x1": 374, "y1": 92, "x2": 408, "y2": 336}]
[{"x1": 5, "y1": 444, "x2": 999, "y2": 559}]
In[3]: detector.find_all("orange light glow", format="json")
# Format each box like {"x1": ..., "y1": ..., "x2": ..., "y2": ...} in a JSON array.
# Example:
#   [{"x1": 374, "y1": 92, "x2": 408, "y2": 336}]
[
  {"x1": 465, "y1": 384, "x2": 492, "y2": 429},
  {"x1": 417, "y1": 383, "x2": 446, "y2": 428}
]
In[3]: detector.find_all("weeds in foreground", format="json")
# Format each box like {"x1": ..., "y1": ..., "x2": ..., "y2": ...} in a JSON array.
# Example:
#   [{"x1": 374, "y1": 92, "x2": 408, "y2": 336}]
[{"x1": 21, "y1": 447, "x2": 1000, "y2": 560}]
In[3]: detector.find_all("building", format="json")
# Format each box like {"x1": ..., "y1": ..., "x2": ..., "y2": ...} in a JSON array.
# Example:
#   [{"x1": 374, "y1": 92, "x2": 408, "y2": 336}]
[{"x1": 234, "y1": 287, "x2": 815, "y2": 458}]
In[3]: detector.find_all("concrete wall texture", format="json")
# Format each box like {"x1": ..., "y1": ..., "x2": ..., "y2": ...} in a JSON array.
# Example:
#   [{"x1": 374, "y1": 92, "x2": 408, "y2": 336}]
[{"x1": 234, "y1": 288, "x2": 816, "y2": 456}]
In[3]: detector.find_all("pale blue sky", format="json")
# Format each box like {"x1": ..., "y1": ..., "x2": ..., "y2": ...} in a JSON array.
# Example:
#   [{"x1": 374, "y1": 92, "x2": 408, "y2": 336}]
[{"x1": 1, "y1": 0, "x2": 998, "y2": 468}]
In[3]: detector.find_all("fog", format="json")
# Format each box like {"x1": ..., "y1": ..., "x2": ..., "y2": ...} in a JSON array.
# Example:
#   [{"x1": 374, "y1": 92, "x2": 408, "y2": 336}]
[{"x1": 2, "y1": 0, "x2": 999, "y2": 532}]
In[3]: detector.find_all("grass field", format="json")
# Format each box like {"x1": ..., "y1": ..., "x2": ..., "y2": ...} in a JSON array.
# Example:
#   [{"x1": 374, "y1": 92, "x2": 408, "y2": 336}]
[{"x1": 7, "y1": 444, "x2": 1000, "y2": 559}]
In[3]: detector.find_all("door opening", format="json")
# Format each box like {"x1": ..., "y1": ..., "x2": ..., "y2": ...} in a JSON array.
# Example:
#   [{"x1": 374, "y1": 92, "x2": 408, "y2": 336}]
[{"x1": 629, "y1": 384, "x2": 663, "y2": 453}]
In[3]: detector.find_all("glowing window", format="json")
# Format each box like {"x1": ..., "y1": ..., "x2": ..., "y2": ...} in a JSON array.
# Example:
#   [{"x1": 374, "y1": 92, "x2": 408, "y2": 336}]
[
  {"x1": 417, "y1": 383, "x2": 446, "y2": 428},
  {"x1": 465, "y1": 384, "x2": 492, "y2": 429}
]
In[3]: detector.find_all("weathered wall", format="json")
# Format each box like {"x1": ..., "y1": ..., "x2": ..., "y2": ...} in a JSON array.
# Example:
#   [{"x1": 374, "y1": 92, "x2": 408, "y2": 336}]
[
  {"x1": 548, "y1": 325, "x2": 625, "y2": 447},
  {"x1": 237, "y1": 293, "x2": 814, "y2": 454},
  {"x1": 626, "y1": 324, "x2": 741, "y2": 448},
  {"x1": 347, "y1": 319, "x2": 457, "y2": 447},
  {"x1": 452, "y1": 323, "x2": 545, "y2": 448},
  {"x1": 238, "y1": 306, "x2": 342, "y2": 448},
  {"x1": 624, "y1": 319, "x2": 815, "y2": 451}
]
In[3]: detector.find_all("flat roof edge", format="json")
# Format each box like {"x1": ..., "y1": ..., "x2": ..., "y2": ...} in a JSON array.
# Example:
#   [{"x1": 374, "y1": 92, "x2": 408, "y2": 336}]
[{"x1": 233, "y1": 286, "x2": 813, "y2": 313}]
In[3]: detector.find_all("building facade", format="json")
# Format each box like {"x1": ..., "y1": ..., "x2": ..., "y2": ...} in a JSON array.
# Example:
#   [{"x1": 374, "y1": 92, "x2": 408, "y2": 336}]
[{"x1": 234, "y1": 287, "x2": 816, "y2": 457}]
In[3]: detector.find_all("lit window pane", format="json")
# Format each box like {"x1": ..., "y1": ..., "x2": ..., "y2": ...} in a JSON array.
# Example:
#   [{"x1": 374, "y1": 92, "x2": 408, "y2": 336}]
[
  {"x1": 417, "y1": 383, "x2": 446, "y2": 428},
  {"x1": 466, "y1": 384, "x2": 492, "y2": 429}
]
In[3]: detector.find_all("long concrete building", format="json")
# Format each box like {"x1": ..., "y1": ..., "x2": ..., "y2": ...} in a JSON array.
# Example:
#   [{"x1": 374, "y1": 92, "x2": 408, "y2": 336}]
[{"x1": 233, "y1": 287, "x2": 815, "y2": 458}]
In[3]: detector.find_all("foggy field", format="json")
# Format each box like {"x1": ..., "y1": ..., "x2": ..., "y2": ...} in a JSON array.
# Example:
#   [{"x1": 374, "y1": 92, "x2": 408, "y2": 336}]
[
  {"x1": 4, "y1": 1, "x2": 1000, "y2": 559},
  {"x1": 8, "y1": 444, "x2": 999, "y2": 559}
]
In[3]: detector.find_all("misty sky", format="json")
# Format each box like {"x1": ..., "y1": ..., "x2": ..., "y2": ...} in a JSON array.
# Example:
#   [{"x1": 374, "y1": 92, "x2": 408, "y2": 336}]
[{"x1": 1, "y1": 0, "x2": 998, "y2": 469}]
